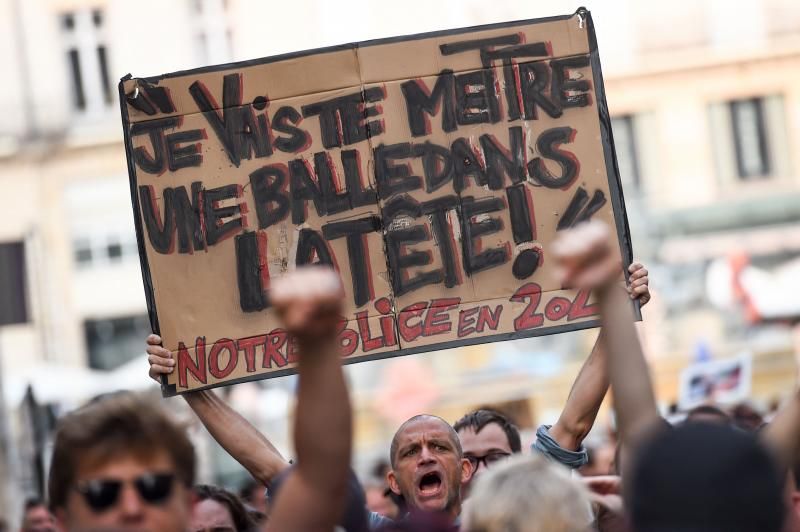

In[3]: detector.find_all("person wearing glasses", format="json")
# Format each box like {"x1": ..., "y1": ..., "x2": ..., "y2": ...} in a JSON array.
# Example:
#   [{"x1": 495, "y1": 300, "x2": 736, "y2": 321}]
[
  {"x1": 47, "y1": 392, "x2": 196, "y2": 532},
  {"x1": 453, "y1": 409, "x2": 519, "y2": 491},
  {"x1": 143, "y1": 262, "x2": 649, "y2": 528},
  {"x1": 50, "y1": 267, "x2": 354, "y2": 532}
]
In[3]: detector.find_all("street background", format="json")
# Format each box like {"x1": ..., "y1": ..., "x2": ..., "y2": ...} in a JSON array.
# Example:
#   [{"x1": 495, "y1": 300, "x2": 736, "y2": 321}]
[{"x1": 1, "y1": 0, "x2": 800, "y2": 524}]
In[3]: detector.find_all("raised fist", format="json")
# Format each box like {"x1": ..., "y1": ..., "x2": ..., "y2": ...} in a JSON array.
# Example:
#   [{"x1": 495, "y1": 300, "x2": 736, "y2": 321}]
[
  {"x1": 271, "y1": 267, "x2": 344, "y2": 346},
  {"x1": 552, "y1": 220, "x2": 622, "y2": 291}
]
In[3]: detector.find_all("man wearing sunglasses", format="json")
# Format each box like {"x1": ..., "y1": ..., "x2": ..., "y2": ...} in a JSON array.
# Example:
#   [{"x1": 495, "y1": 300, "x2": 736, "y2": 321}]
[{"x1": 47, "y1": 392, "x2": 195, "y2": 531}]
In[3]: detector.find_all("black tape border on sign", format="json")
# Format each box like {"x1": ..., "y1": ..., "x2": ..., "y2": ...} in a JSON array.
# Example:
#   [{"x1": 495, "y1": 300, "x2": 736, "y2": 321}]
[
  {"x1": 118, "y1": 74, "x2": 168, "y2": 392},
  {"x1": 584, "y1": 9, "x2": 641, "y2": 320},
  {"x1": 117, "y1": 7, "x2": 638, "y2": 397},
  {"x1": 128, "y1": 10, "x2": 578, "y2": 84}
]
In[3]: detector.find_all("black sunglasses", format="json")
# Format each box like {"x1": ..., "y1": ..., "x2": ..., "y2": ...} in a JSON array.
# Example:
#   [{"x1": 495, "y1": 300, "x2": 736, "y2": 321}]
[
  {"x1": 76, "y1": 473, "x2": 175, "y2": 512},
  {"x1": 464, "y1": 452, "x2": 511, "y2": 470}
]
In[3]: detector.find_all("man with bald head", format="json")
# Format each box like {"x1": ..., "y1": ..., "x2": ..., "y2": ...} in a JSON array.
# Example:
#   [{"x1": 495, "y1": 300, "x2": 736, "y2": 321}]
[{"x1": 369, "y1": 414, "x2": 472, "y2": 528}]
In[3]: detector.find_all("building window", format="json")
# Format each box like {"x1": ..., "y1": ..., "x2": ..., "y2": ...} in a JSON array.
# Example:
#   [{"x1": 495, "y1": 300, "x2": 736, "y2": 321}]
[
  {"x1": 107, "y1": 238, "x2": 123, "y2": 261},
  {"x1": 730, "y1": 98, "x2": 770, "y2": 179},
  {"x1": 191, "y1": 0, "x2": 233, "y2": 66},
  {"x1": 60, "y1": 9, "x2": 112, "y2": 115},
  {"x1": 0, "y1": 242, "x2": 28, "y2": 326},
  {"x1": 85, "y1": 315, "x2": 151, "y2": 370},
  {"x1": 74, "y1": 239, "x2": 93, "y2": 267},
  {"x1": 72, "y1": 232, "x2": 137, "y2": 269},
  {"x1": 611, "y1": 115, "x2": 641, "y2": 190}
]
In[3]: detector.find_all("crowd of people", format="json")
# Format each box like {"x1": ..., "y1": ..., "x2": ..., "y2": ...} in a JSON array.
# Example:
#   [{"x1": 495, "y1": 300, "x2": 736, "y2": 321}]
[{"x1": 13, "y1": 220, "x2": 800, "y2": 531}]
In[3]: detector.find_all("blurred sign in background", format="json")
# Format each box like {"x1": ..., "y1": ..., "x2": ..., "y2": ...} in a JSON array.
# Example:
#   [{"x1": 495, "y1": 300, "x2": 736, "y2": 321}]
[{"x1": 1, "y1": 0, "x2": 800, "y2": 524}]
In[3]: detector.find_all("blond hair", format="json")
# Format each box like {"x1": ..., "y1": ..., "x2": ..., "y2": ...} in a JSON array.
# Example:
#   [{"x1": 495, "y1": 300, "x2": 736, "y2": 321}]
[{"x1": 463, "y1": 454, "x2": 593, "y2": 532}]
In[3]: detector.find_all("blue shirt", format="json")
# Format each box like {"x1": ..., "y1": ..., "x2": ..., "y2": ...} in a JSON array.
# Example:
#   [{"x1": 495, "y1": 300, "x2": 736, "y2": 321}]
[{"x1": 532, "y1": 424, "x2": 589, "y2": 469}]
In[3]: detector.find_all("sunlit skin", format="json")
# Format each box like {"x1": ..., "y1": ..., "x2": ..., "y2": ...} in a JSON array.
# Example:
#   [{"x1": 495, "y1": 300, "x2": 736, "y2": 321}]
[
  {"x1": 387, "y1": 417, "x2": 471, "y2": 520},
  {"x1": 190, "y1": 499, "x2": 236, "y2": 532},
  {"x1": 56, "y1": 450, "x2": 191, "y2": 532},
  {"x1": 457, "y1": 423, "x2": 513, "y2": 491}
]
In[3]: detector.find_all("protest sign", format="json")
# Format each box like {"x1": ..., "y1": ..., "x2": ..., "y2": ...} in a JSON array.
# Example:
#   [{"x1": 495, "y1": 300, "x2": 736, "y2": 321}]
[
  {"x1": 678, "y1": 354, "x2": 752, "y2": 410},
  {"x1": 119, "y1": 8, "x2": 635, "y2": 395}
]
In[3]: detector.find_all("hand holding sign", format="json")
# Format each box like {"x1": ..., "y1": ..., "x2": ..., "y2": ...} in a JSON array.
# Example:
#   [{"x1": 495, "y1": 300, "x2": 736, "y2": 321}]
[{"x1": 146, "y1": 334, "x2": 174, "y2": 382}]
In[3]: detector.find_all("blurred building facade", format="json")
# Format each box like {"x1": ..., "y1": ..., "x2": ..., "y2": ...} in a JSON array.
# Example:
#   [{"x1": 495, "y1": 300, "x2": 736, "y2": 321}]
[{"x1": 1, "y1": 0, "x2": 800, "y2": 518}]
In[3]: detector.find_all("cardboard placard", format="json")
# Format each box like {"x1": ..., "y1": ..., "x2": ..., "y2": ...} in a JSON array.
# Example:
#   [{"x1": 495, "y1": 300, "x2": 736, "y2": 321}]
[{"x1": 119, "y1": 8, "x2": 634, "y2": 395}]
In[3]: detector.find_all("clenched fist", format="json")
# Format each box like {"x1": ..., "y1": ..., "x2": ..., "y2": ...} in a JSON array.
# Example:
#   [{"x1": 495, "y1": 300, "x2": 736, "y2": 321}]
[
  {"x1": 552, "y1": 220, "x2": 623, "y2": 292},
  {"x1": 270, "y1": 267, "x2": 344, "y2": 346}
]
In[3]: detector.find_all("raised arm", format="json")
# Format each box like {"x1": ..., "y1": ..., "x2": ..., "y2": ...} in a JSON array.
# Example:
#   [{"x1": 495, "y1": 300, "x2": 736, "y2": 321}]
[
  {"x1": 266, "y1": 267, "x2": 352, "y2": 532},
  {"x1": 147, "y1": 336, "x2": 289, "y2": 486},
  {"x1": 549, "y1": 264, "x2": 650, "y2": 452},
  {"x1": 549, "y1": 330, "x2": 610, "y2": 452},
  {"x1": 553, "y1": 222, "x2": 660, "y2": 463}
]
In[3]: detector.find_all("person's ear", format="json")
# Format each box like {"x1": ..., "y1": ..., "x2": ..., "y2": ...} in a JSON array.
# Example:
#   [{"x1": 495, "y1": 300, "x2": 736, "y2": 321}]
[
  {"x1": 460, "y1": 458, "x2": 473, "y2": 484},
  {"x1": 387, "y1": 470, "x2": 402, "y2": 496}
]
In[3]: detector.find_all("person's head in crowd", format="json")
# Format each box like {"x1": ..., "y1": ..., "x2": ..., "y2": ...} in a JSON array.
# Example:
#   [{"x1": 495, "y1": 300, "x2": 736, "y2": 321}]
[
  {"x1": 48, "y1": 392, "x2": 195, "y2": 532},
  {"x1": 685, "y1": 403, "x2": 731, "y2": 425},
  {"x1": 387, "y1": 414, "x2": 471, "y2": 520},
  {"x1": 371, "y1": 459, "x2": 392, "y2": 480},
  {"x1": 364, "y1": 478, "x2": 400, "y2": 521},
  {"x1": 731, "y1": 401, "x2": 765, "y2": 432},
  {"x1": 191, "y1": 484, "x2": 254, "y2": 532},
  {"x1": 630, "y1": 423, "x2": 785, "y2": 532},
  {"x1": 463, "y1": 454, "x2": 593, "y2": 532},
  {"x1": 20, "y1": 498, "x2": 55, "y2": 532},
  {"x1": 579, "y1": 441, "x2": 617, "y2": 477},
  {"x1": 237, "y1": 479, "x2": 267, "y2": 516},
  {"x1": 453, "y1": 409, "x2": 520, "y2": 485}
]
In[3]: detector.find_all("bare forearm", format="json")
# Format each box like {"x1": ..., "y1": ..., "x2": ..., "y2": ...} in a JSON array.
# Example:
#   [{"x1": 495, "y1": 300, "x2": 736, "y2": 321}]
[
  {"x1": 599, "y1": 285, "x2": 659, "y2": 450},
  {"x1": 551, "y1": 329, "x2": 610, "y2": 451},
  {"x1": 268, "y1": 340, "x2": 351, "y2": 531},
  {"x1": 293, "y1": 339, "x2": 352, "y2": 488},
  {"x1": 183, "y1": 390, "x2": 289, "y2": 486}
]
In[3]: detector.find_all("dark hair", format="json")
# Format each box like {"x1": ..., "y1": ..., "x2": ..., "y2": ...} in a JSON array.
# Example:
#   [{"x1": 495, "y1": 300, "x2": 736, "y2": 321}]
[
  {"x1": 685, "y1": 404, "x2": 731, "y2": 424},
  {"x1": 194, "y1": 484, "x2": 255, "y2": 532},
  {"x1": 631, "y1": 423, "x2": 785, "y2": 532},
  {"x1": 48, "y1": 392, "x2": 195, "y2": 509},
  {"x1": 370, "y1": 459, "x2": 391, "y2": 480},
  {"x1": 389, "y1": 415, "x2": 462, "y2": 468},
  {"x1": 453, "y1": 409, "x2": 522, "y2": 453},
  {"x1": 24, "y1": 498, "x2": 46, "y2": 512},
  {"x1": 730, "y1": 402, "x2": 765, "y2": 432}
]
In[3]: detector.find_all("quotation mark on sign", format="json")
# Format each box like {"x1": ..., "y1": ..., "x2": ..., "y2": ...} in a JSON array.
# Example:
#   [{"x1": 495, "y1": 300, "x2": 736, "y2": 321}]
[
  {"x1": 556, "y1": 186, "x2": 607, "y2": 230},
  {"x1": 127, "y1": 83, "x2": 176, "y2": 116}
]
